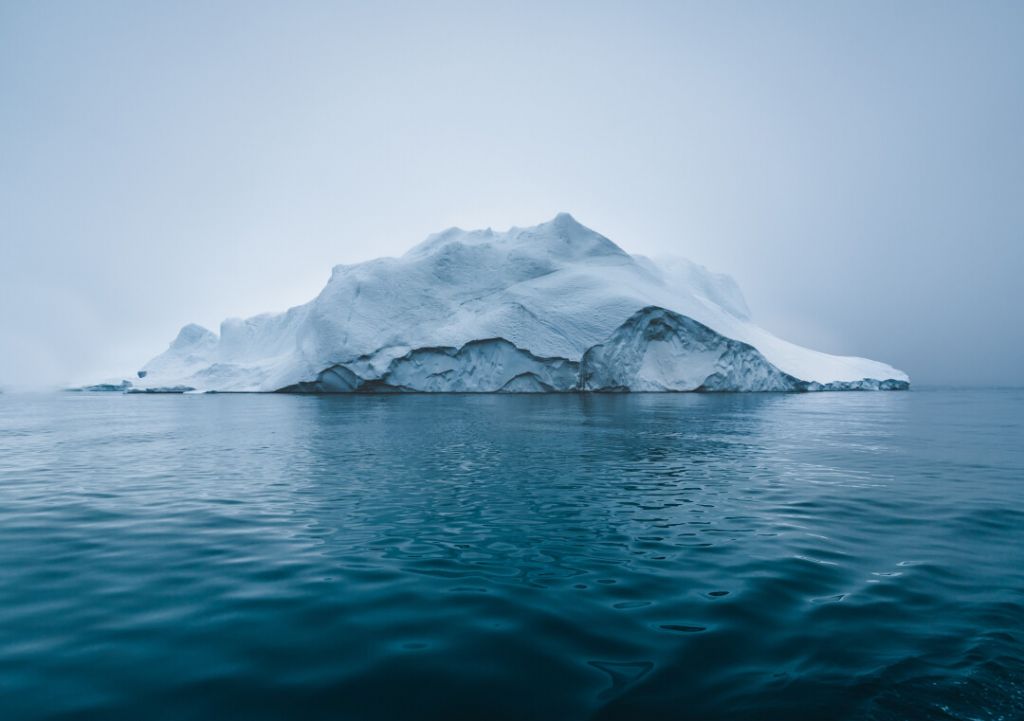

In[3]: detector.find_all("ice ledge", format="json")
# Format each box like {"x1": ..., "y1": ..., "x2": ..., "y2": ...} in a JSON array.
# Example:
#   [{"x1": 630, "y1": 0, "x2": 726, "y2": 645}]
[{"x1": 276, "y1": 307, "x2": 909, "y2": 395}]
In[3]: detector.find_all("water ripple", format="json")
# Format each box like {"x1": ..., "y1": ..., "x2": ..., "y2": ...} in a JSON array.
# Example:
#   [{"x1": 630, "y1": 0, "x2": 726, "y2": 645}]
[{"x1": 0, "y1": 389, "x2": 1021, "y2": 720}]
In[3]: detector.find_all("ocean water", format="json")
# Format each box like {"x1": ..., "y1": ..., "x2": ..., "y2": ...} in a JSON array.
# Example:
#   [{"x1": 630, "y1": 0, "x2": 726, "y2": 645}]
[{"x1": 0, "y1": 389, "x2": 1021, "y2": 721}]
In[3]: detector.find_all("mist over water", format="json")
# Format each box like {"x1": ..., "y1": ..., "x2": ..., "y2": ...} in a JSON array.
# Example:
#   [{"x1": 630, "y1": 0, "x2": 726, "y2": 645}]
[
  {"x1": 2, "y1": 2, "x2": 1023, "y2": 388},
  {"x1": 1, "y1": 389, "x2": 1021, "y2": 720}
]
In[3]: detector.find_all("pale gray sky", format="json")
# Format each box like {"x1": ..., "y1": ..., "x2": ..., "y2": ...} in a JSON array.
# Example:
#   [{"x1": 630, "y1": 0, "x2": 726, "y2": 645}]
[{"x1": 2, "y1": 1, "x2": 1021, "y2": 388}]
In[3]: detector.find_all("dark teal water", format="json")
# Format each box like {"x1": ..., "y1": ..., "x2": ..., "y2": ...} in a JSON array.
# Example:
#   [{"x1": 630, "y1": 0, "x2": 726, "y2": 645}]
[{"x1": 0, "y1": 390, "x2": 1021, "y2": 720}]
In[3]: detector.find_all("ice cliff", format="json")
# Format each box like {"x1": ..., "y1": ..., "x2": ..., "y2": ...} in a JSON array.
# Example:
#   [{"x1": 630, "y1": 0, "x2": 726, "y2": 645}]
[{"x1": 133, "y1": 213, "x2": 909, "y2": 393}]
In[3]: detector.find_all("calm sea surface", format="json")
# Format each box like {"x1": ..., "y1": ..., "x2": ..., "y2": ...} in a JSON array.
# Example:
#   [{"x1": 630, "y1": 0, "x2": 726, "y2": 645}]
[{"x1": 0, "y1": 389, "x2": 1021, "y2": 720}]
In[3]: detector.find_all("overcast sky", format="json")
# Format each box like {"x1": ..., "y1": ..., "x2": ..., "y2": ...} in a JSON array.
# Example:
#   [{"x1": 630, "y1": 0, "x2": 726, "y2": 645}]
[{"x1": 2, "y1": 1, "x2": 1021, "y2": 388}]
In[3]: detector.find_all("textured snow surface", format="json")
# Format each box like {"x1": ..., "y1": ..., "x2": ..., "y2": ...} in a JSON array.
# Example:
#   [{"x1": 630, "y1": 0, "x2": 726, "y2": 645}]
[
  {"x1": 136, "y1": 213, "x2": 909, "y2": 392},
  {"x1": 580, "y1": 307, "x2": 802, "y2": 392},
  {"x1": 280, "y1": 339, "x2": 579, "y2": 394}
]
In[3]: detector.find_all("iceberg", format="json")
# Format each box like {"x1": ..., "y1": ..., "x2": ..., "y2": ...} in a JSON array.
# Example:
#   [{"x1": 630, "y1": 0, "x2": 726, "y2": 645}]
[
  {"x1": 133, "y1": 213, "x2": 909, "y2": 393},
  {"x1": 66, "y1": 380, "x2": 134, "y2": 393}
]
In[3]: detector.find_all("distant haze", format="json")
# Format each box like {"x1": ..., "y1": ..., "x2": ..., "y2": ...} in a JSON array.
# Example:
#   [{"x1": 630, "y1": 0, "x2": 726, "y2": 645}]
[{"x1": 2, "y1": 1, "x2": 1021, "y2": 388}]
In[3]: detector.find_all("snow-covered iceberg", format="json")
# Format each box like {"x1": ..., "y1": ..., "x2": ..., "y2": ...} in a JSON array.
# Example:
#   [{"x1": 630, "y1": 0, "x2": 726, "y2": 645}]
[{"x1": 133, "y1": 213, "x2": 908, "y2": 393}]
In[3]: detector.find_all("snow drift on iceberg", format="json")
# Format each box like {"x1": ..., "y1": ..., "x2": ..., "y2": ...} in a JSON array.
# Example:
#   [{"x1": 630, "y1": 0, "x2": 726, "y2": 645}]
[{"x1": 133, "y1": 213, "x2": 909, "y2": 393}]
